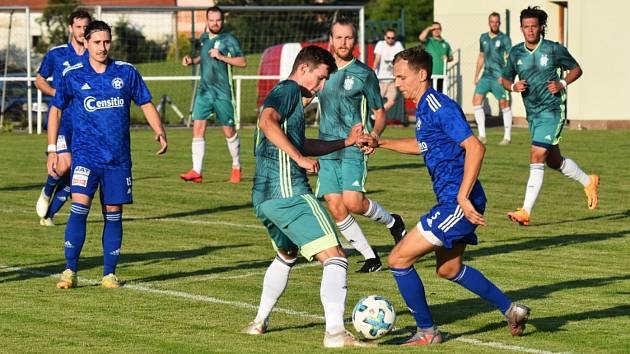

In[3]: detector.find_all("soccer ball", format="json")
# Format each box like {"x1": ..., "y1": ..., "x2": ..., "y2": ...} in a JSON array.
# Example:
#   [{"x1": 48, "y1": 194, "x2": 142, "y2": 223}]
[{"x1": 351, "y1": 295, "x2": 396, "y2": 339}]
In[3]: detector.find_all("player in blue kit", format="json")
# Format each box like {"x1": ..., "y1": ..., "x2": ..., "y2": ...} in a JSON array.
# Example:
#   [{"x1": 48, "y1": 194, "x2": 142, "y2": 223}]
[
  {"x1": 46, "y1": 21, "x2": 167, "y2": 289},
  {"x1": 35, "y1": 10, "x2": 91, "y2": 226},
  {"x1": 366, "y1": 47, "x2": 530, "y2": 345}
]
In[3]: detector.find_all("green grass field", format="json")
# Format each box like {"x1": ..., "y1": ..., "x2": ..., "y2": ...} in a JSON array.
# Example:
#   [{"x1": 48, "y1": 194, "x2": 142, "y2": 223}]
[{"x1": 1, "y1": 127, "x2": 628, "y2": 353}]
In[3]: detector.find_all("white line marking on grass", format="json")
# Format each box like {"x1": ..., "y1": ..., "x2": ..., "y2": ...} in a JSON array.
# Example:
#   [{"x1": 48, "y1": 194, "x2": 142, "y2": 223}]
[
  {"x1": 2, "y1": 264, "x2": 569, "y2": 354},
  {"x1": 160, "y1": 262, "x2": 321, "y2": 286}
]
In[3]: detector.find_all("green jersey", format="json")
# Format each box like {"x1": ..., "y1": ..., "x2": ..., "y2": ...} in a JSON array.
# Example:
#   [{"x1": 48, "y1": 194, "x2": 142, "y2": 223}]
[
  {"x1": 317, "y1": 58, "x2": 383, "y2": 160},
  {"x1": 252, "y1": 80, "x2": 312, "y2": 206},
  {"x1": 480, "y1": 31, "x2": 511, "y2": 80},
  {"x1": 502, "y1": 39, "x2": 578, "y2": 115},
  {"x1": 424, "y1": 37, "x2": 452, "y2": 75},
  {"x1": 198, "y1": 32, "x2": 243, "y2": 100}
]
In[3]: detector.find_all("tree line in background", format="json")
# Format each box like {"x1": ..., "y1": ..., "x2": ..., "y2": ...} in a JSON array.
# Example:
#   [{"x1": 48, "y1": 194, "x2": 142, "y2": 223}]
[{"x1": 34, "y1": 0, "x2": 432, "y2": 64}]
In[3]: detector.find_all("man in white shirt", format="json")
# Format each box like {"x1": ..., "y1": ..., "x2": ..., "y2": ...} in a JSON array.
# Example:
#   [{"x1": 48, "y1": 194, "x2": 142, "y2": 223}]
[{"x1": 373, "y1": 28, "x2": 404, "y2": 111}]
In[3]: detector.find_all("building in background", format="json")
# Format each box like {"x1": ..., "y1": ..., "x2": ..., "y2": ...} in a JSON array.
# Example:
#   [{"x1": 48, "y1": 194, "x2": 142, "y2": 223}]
[{"x1": 436, "y1": 0, "x2": 629, "y2": 129}]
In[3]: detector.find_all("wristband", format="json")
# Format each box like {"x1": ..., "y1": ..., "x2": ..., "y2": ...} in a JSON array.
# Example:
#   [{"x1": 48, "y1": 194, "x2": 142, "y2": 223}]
[
  {"x1": 559, "y1": 79, "x2": 568, "y2": 88},
  {"x1": 510, "y1": 82, "x2": 517, "y2": 91},
  {"x1": 47, "y1": 144, "x2": 56, "y2": 153}
]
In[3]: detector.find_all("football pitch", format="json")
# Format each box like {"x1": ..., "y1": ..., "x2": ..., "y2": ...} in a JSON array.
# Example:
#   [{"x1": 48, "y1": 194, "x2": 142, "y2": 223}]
[{"x1": 1, "y1": 126, "x2": 628, "y2": 353}]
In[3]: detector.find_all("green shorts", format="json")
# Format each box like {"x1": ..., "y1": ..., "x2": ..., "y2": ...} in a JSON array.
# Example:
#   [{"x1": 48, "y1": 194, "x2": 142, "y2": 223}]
[
  {"x1": 474, "y1": 77, "x2": 509, "y2": 101},
  {"x1": 255, "y1": 194, "x2": 340, "y2": 261},
  {"x1": 528, "y1": 110, "x2": 565, "y2": 148},
  {"x1": 315, "y1": 158, "x2": 367, "y2": 198},
  {"x1": 192, "y1": 92, "x2": 235, "y2": 126}
]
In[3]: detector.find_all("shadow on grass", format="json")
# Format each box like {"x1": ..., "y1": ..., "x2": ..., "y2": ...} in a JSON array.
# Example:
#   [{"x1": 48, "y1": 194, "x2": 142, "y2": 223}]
[
  {"x1": 0, "y1": 243, "x2": 251, "y2": 284},
  {"x1": 369, "y1": 162, "x2": 424, "y2": 172},
  {"x1": 126, "y1": 202, "x2": 254, "y2": 221},
  {"x1": 528, "y1": 209, "x2": 630, "y2": 227},
  {"x1": 382, "y1": 274, "x2": 630, "y2": 340},
  {"x1": 0, "y1": 183, "x2": 42, "y2": 192}
]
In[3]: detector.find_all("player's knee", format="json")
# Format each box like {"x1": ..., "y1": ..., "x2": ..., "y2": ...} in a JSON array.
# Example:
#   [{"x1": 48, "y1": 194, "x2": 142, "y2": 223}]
[
  {"x1": 387, "y1": 250, "x2": 410, "y2": 269},
  {"x1": 435, "y1": 263, "x2": 460, "y2": 279},
  {"x1": 343, "y1": 195, "x2": 367, "y2": 214},
  {"x1": 103, "y1": 204, "x2": 122, "y2": 213}
]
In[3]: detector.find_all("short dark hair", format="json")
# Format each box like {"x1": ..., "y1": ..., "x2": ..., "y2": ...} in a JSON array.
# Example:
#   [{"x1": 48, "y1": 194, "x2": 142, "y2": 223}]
[
  {"x1": 520, "y1": 6, "x2": 547, "y2": 37},
  {"x1": 330, "y1": 17, "x2": 357, "y2": 39},
  {"x1": 68, "y1": 9, "x2": 92, "y2": 25},
  {"x1": 206, "y1": 6, "x2": 224, "y2": 20},
  {"x1": 84, "y1": 20, "x2": 111, "y2": 40},
  {"x1": 489, "y1": 12, "x2": 501, "y2": 21},
  {"x1": 385, "y1": 28, "x2": 397, "y2": 35},
  {"x1": 432, "y1": 21, "x2": 441, "y2": 27},
  {"x1": 290, "y1": 45, "x2": 337, "y2": 75},
  {"x1": 393, "y1": 46, "x2": 433, "y2": 79}
]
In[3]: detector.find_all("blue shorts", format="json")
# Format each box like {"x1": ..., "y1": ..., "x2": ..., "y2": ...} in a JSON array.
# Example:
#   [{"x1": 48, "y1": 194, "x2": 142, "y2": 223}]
[
  {"x1": 417, "y1": 202, "x2": 486, "y2": 249},
  {"x1": 70, "y1": 162, "x2": 133, "y2": 205}
]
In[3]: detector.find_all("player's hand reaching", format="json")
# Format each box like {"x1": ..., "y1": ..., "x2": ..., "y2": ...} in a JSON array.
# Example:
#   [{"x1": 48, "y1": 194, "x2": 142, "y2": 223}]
[
  {"x1": 47, "y1": 152, "x2": 58, "y2": 178},
  {"x1": 458, "y1": 197, "x2": 486, "y2": 226},
  {"x1": 182, "y1": 55, "x2": 193, "y2": 66},
  {"x1": 511, "y1": 80, "x2": 528, "y2": 92},
  {"x1": 155, "y1": 133, "x2": 168, "y2": 155},
  {"x1": 344, "y1": 123, "x2": 363, "y2": 147},
  {"x1": 546, "y1": 80, "x2": 564, "y2": 94},
  {"x1": 209, "y1": 48, "x2": 221, "y2": 59},
  {"x1": 297, "y1": 156, "x2": 319, "y2": 173}
]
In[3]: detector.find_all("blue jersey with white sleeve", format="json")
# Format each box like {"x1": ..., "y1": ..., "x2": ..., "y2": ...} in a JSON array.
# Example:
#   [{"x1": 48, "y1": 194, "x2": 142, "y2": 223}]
[
  {"x1": 52, "y1": 58, "x2": 152, "y2": 168},
  {"x1": 415, "y1": 87, "x2": 486, "y2": 205},
  {"x1": 38, "y1": 43, "x2": 88, "y2": 130}
]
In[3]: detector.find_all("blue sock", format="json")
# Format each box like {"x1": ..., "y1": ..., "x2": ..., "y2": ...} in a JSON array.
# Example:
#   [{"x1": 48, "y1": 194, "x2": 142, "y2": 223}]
[
  {"x1": 45, "y1": 182, "x2": 70, "y2": 219},
  {"x1": 64, "y1": 202, "x2": 90, "y2": 272},
  {"x1": 43, "y1": 174, "x2": 60, "y2": 197},
  {"x1": 390, "y1": 266, "x2": 434, "y2": 329},
  {"x1": 102, "y1": 211, "x2": 123, "y2": 276},
  {"x1": 449, "y1": 265, "x2": 512, "y2": 314}
]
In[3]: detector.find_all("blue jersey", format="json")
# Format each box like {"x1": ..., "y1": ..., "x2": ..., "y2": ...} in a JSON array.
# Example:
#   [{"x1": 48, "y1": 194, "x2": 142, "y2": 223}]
[
  {"x1": 415, "y1": 88, "x2": 486, "y2": 205},
  {"x1": 38, "y1": 43, "x2": 88, "y2": 131},
  {"x1": 52, "y1": 58, "x2": 152, "y2": 168}
]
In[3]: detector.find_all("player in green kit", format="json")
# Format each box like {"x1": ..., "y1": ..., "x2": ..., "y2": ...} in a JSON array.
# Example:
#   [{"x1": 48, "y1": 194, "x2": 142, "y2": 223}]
[
  {"x1": 502, "y1": 6, "x2": 599, "y2": 226},
  {"x1": 243, "y1": 45, "x2": 374, "y2": 348},
  {"x1": 180, "y1": 6, "x2": 246, "y2": 184},
  {"x1": 472, "y1": 12, "x2": 513, "y2": 145},
  {"x1": 316, "y1": 18, "x2": 406, "y2": 273}
]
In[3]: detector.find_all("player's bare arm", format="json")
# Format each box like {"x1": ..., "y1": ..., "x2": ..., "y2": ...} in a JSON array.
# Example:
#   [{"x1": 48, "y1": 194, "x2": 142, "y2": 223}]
[
  {"x1": 140, "y1": 103, "x2": 168, "y2": 155},
  {"x1": 457, "y1": 135, "x2": 486, "y2": 226},
  {"x1": 547, "y1": 65, "x2": 582, "y2": 94},
  {"x1": 46, "y1": 106, "x2": 61, "y2": 177},
  {"x1": 259, "y1": 106, "x2": 318, "y2": 173},
  {"x1": 35, "y1": 74, "x2": 55, "y2": 97},
  {"x1": 474, "y1": 53, "x2": 484, "y2": 85},
  {"x1": 208, "y1": 50, "x2": 247, "y2": 68},
  {"x1": 373, "y1": 53, "x2": 381, "y2": 71},
  {"x1": 182, "y1": 55, "x2": 201, "y2": 66},
  {"x1": 377, "y1": 137, "x2": 421, "y2": 155},
  {"x1": 303, "y1": 123, "x2": 364, "y2": 156}
]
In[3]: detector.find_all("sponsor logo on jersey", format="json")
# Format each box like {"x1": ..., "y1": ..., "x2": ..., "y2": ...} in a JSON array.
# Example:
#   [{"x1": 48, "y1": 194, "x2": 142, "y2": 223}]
[
  {"x1": 540, "y1": 54, "x2": 548, "y2": 66},
  {"x1": 111, "y1": 77, "x2": 124, "y2": 89},
  {"x1": 416, "y1": 120, "x2": 422, "y2": 129},
  {"x1": 83, "y1": 96, "x2": 125, "y2": 112},
  {"x1": 419, "y1": 141, "x2": 428, "y2": 153},
  {"x1": 517, "y1": 59, "x2": 523, "y2": 65},
  {"x1": 56, "y1": 135, "x2": 67, "y2": 150},
  {"x1": 495, "y1": 40, "x2": 501, "y2": 48},
  {"x1": 72, "y1": 166, "x2": 91, "y2": 187},
  {"x1": 63, "y1": 61, "x2": 70, "y2": 67},
  {"x1": 81, "y1": 83, "x2": 91, "y2": 90},
  {"x1": 343, "y1": 76, "x2": 355, "y2": 90}
]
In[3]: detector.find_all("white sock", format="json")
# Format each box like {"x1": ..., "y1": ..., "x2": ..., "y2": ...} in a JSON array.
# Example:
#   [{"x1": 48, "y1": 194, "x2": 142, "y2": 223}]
[
  {"x1": 226, "y1": 134, "x2": 241, "y2": 168},
  {"x1": 321, "y1": 257, "x2": 347, "y2": 335},
  {"x1": 559, "y1": 158, "x2": 590, "y2": 187},
  {"x1": 336, "y1": 215, "x2": 376, "y2": 260},
  {"x1": 474, "y1": 105, "x2": 486, "y2": 138},
  {"x1": 502, "y1": 107, "x2": 512, "y2": 140},
  {"x1": 254, "y1": 253, "x2": 296, "y2": 323},
  {"x1": 192, "y1": 138, "x2": 205, "y2": 174},
  {"x1": 363, "y1": 199, "x2": 394, "y2": 227},
  {"x1": 523, "y1": 163, "x2": 545, "y2": 214}
]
